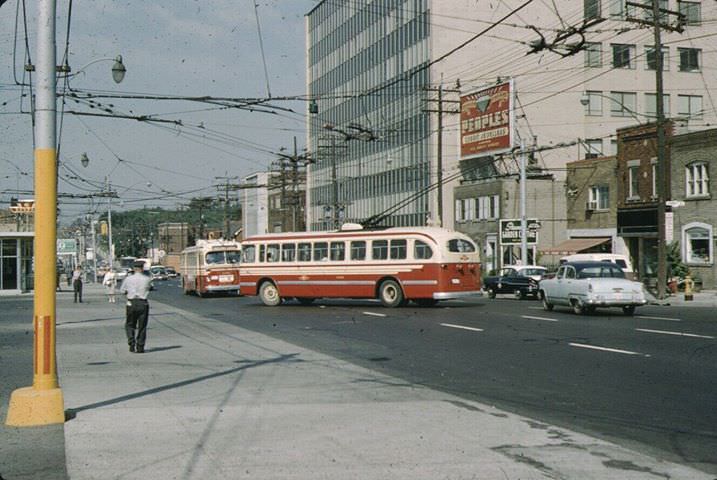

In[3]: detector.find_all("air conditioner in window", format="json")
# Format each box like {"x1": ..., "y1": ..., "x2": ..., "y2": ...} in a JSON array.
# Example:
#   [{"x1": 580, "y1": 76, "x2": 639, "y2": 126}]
[{"x1": 586, "y1": 200, "x2": 598, "y2": 211}]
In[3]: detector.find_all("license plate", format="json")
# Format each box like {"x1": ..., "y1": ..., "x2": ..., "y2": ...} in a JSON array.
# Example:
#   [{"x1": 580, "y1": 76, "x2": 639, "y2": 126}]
[
  {"x1": 219, "y1": 275, "x2": 233, "y2": 283},
  {"x1": 614, "y1": 293, "x2": 622, "y2": 300}
]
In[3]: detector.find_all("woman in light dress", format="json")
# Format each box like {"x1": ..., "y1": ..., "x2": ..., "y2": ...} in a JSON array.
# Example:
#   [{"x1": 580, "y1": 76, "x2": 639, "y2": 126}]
[{"x1": 103, "y1": 270, "x2": 118, "y2": 303}]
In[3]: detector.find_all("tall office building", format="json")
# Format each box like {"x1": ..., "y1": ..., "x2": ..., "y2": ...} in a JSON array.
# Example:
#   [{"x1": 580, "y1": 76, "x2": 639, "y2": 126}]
[{"x1": 305, "y1": 0, "x2": 716, "y2": 231}]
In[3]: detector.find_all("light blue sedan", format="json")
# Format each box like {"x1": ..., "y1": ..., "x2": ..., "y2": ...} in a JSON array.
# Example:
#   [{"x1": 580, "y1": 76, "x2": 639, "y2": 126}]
[{"x1": 539, "y1": 261, "x2": 647, "y2": 315}]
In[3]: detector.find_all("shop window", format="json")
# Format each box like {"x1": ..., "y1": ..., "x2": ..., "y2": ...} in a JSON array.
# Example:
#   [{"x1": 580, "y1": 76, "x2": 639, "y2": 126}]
[{"x1": 682, "y1": 223, "x2": 712, "y2": 264}]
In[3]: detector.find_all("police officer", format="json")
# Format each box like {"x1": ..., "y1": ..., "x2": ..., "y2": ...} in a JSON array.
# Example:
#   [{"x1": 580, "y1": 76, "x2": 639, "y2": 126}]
[{"x1": 120, "y1": 261, "x2": 153, "y2": 353}]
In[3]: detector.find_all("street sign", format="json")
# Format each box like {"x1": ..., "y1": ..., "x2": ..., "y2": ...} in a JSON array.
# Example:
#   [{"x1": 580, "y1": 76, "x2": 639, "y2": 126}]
[
  {"x1": 57, "y1": 238, "x2": 77, "y2": 255},
  {"x1": 666, "y1": 200, "x2": 685, "y2": 208},
  {"x1": 499, "y1": 219, "x2": 540, "y2": 245}
]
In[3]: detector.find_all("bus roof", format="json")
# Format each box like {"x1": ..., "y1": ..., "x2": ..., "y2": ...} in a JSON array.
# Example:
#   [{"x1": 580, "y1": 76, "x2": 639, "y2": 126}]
[{"x1": 242, "y1": 226, "x2": 474, "y2": 244}]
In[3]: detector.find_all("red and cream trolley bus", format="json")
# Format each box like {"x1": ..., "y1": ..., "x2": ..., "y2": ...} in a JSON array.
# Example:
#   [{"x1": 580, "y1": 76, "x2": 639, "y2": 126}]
[
  {"x1": 239, "y1": 224, "x2": 481, "y2": 307},
  {"x1": 179, "y1": 240, "x2": 241, "y2": 296}
]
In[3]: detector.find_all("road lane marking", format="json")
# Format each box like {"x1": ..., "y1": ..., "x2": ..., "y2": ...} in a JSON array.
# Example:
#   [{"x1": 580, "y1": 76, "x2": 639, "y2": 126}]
[
  {"x1": 636, "y1": 328, "x2": 714, "y2": 339},
  {"x1": 569, "y1": 342, "x2": 650, "y2": 357},
  {"x1": 363, "y1": 311, "x2": 387, "y2": 318},
  {"x1": 636, "y1": 315, "x2": 681, "y2": 322},
  {"x1": 440, "y1": 323, "x2": 484, "y2": 332},
  {"x1": 521, "y1": 315, "x2": 558, "y2": 322}
]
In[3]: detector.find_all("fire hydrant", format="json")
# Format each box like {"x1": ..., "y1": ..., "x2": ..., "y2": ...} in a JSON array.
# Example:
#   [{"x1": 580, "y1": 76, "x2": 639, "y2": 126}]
[{"x1": 684, "y1": 275, "x2": 694, "y2": 301}]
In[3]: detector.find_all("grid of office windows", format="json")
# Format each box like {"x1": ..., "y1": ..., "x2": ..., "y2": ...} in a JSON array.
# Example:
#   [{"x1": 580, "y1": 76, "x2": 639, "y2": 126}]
[{"x1": 307, "y1": 0, "x2": 431, "y2": 230}]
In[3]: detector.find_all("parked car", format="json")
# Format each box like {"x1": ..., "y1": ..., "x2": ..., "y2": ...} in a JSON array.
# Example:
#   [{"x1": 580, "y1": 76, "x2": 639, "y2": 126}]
[
  {"x1": 150, "y1": 265, "x2": 168, "y2": 281},
  {"x1": 165, "y1": 266, "x2": 178, "y2": 278},
  {"x1": 483, "y1": 266, "x2": 543, "y2": 299},
  {"x1": 539, "y1": 261, "x2": 647, "y2": 315}
]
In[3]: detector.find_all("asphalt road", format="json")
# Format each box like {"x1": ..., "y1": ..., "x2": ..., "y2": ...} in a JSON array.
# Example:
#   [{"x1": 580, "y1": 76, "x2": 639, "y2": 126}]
[{"x1": 151, "y1": 279, "x2": 717, "y2": 474}]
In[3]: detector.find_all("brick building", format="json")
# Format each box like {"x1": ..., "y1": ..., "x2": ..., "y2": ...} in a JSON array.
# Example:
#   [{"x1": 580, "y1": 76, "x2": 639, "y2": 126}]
[
  {"x1": 670, "y1": 128, "x2": 717, "y2": 289},
  {"x1": 543, "y1": 155, "x2": 628, "y2": 257},
  {"x1": 616, "y1": 123, "x2": 673, "y2": 279}
]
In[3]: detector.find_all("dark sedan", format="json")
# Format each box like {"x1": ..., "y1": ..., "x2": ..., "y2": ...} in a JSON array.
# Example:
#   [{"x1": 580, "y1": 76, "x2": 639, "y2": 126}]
[{"x1": 483, "y1": 266, "x2": 542, "y2": 299}]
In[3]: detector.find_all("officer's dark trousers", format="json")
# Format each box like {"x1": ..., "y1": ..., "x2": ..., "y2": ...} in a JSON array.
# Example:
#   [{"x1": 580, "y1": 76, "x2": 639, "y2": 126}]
[{"x1": 125, "y1": 298, "x2": 149, "y2": 349}]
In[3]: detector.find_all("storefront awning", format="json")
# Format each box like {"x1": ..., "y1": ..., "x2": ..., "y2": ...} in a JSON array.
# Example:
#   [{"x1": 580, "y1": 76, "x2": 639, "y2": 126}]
[{"x1": 540, "y1": 237, "x2": 610, "y2": 255}]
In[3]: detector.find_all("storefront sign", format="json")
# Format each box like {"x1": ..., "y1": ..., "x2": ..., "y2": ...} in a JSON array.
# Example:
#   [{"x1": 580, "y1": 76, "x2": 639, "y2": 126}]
[
  {"x1": 500, "y1": 219, "x2": 540, "y2": 245},
  {"x1": 460, "y1": 80, "x2": 513, "y2": 158}
]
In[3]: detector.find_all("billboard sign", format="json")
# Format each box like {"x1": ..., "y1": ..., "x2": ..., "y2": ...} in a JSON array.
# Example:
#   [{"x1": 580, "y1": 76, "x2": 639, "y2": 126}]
[
  {"x1": 460, "y1": 80, "x2": 513, "y2": 158},
  {"x1": 499, "y1": 218, "x2": 540, "y2": 245}
]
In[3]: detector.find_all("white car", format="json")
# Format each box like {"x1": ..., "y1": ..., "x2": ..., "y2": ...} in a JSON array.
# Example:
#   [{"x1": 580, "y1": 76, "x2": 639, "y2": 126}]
[{"x1": 539, "y1": 261, "x2": 647, "y2": 316}]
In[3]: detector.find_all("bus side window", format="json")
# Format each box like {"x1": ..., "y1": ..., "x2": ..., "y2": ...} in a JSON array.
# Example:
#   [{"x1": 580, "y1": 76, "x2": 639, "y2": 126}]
[
  {"x1": 298, "y1": 243, "x2": 311, "y2": 261},
  {"x1": 267, "y1": 244, "x2": 280, "y2": 263},
  {"x1": 313, "y1": 242, "x2": 329, "y2": 261},
  {"x1": 390, "y1": 239, "x2": 407, "y2": 259},
  {"x1": 350, "y1": 241, "x2": 366, "y2": 260},
  {"x1": 372, "y1": 240, "x2": 388, "y2": 260},
  {"x1": 242, "y1": 245, "x2": 256, "y2": 263},
  {"x1": 330, "y1": 242, "x2": 345, "y2": 261},
  {"x1": 258, "y1": 244, "x2": 266, "y2": 263},
  {"x1": 414, "y1": 240, "x2": 433, "y2": 259},
  {"x1": 282, "y1": 243, "x2": 296, "y2": 262}
]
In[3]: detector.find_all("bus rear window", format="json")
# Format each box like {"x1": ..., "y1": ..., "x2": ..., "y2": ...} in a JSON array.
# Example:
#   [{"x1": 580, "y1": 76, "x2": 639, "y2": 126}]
[{"x1": 447, "y1": 239, "x2": 476, "y2": 253}]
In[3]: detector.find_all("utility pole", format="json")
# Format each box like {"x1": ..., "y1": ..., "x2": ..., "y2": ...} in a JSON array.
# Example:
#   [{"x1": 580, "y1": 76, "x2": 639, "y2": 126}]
[
  {"x1": 519, "y1": 139, "x2": 528, "y2": 266},
  {"x1": 626, "y1": 0, "x2": 684, "y2": 299},
  {"x1": 423, "y1": 85, "x2": 460, "y2": 227},
  {"x1": 215, "y1": 175, "x2": 239, "y2": 239},
  {"x1": 6, "y1": 0, "x2": 65, "y2": 426}
]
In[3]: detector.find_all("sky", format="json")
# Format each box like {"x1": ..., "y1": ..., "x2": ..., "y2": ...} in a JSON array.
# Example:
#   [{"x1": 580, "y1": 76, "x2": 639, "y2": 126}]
[{"x1": 0, "y1": 0, "x2": 319, "y2": 222}]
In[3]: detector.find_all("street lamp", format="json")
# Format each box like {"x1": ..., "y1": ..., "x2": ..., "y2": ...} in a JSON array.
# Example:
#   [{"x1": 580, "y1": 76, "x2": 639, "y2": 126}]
[{"x1": 59, "y1": 55, "x2": 126, "y2": 84}]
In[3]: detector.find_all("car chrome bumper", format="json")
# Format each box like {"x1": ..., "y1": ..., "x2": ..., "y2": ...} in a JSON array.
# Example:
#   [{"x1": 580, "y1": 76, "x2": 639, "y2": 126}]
[{"x1": 584, "y1": 298, "x2": 647, "y2": 307}]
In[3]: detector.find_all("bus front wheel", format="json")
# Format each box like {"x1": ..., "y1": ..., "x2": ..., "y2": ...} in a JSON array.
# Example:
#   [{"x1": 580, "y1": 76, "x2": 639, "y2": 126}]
[
  {"x1": 379, "y1": 280, "x2": 404, "y2": 308},
  {"x1": 259, "y1": 281, "x2": 281, "y2": 306}
]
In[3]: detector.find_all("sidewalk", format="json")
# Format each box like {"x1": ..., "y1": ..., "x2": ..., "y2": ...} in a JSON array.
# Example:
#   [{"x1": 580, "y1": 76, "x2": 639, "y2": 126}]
[
  {"x1": 645, "y1": 288, "x2": 717, "y2": 307},
  {"x1": 44, "y1": 285, "x2": 715, "y2": 478}
]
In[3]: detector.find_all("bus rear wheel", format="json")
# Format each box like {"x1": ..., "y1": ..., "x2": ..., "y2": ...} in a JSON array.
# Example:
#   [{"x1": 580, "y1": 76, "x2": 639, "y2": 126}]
[
  {"x1": 259, "y1": 281, "x2": 281, "y2": 306},
  {"x1": 379, "y1": 279, "x2": 404, "y2": 308}
]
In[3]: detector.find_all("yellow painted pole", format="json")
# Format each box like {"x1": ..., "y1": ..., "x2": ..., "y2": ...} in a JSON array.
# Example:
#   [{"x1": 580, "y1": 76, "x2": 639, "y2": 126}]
[{"x1": 5, "y1": 0, "x2": 64, "y2": 427}]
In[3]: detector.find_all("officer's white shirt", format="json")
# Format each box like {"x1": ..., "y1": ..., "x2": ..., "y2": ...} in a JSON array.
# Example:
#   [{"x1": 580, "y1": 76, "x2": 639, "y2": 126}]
[{"x1": 120, "y1": 272, "x2": 152, "y2": 300}]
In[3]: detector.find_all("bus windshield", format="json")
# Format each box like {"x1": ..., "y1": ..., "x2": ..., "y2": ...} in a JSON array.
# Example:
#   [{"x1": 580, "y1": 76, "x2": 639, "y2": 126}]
[{"x1": 205, "y1": 250, "x2": 241, "y2": 265}]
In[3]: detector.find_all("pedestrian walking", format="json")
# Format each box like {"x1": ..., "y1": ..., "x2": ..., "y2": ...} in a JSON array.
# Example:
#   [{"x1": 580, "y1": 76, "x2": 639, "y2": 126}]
[
  {"x1": 120, "y1": 261, "x2": 153, "y2": 353},
  {"x1": 72, "y1": 266, "x2": 83, "y2": 303},
  {"x1": 103, "y1": 270, "x2": 118, "y2": 303}
]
